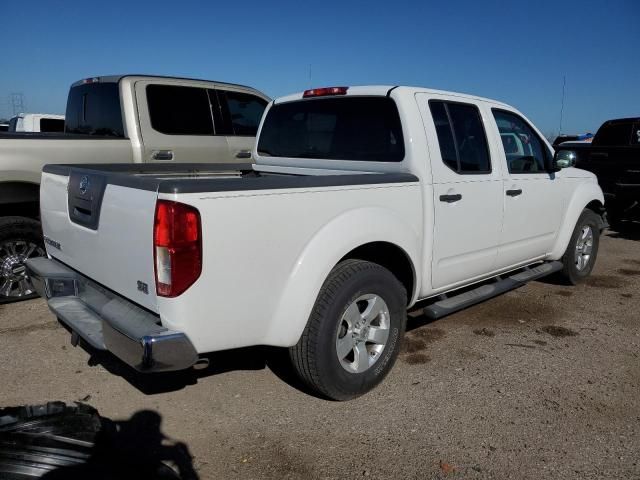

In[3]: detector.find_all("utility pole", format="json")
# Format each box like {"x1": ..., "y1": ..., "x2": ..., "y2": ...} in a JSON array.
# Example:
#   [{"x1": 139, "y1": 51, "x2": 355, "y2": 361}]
[{"x1": 10, "y1": 93, "x2": 25, "y2": 116}]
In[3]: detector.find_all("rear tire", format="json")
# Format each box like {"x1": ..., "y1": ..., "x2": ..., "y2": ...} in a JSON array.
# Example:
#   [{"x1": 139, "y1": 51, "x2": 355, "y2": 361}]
[
  {"x1": 0, "y1": 216, "x2": 45, "y2": 303},
  {"x1": 560, "y1": 209, "x2": 601, "y2": 284},
  {"x1": 290, "y1": 259, "x2": 407, "y2": 401}
]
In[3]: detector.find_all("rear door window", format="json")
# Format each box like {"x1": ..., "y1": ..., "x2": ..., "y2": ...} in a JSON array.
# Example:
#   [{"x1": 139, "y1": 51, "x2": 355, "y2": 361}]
[
  {"x1": 146, "y1": 85, "x2": 214, "y2": 135},
  {"x1": 219, "y1": 91, "x2": 267, "y2": 136},
  {"x1": 257, "y1": 97, "x2": 404, "y2": 162},
  {"x1": 429, "y1": 100, "x2": 491, "y2": 173}
]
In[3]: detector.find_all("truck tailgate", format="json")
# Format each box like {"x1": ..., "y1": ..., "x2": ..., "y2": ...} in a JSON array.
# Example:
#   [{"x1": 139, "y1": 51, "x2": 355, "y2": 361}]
[{"x1": 40, "y1": 169, "x2": 159, "y2": 312}]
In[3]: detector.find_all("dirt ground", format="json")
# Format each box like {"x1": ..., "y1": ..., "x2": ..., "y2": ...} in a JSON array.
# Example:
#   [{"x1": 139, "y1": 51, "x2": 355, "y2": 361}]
[{"x1": 1, "y1": 229, "x2": 639, "y2": 479}]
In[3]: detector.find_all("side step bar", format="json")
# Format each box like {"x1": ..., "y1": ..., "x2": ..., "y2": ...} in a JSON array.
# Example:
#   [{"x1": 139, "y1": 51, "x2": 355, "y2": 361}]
[{"x1": 422, "y1": 261, "x2": 563, "y2": 320}]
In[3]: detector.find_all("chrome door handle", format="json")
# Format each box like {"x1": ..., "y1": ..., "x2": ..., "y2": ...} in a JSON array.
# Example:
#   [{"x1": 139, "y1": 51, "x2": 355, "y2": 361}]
[
  {"x1": 152, "y1": 150, "x2": 174, "y2": 161},
  {"x1": 235, "y1": 150, "x2": 252, "y2": 159}
]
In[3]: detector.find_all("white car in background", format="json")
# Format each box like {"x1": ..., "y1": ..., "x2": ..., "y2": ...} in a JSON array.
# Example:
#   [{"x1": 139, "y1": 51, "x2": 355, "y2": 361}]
[{"x1": 8, "y1": 113, "x2": 65, "y2": 133}]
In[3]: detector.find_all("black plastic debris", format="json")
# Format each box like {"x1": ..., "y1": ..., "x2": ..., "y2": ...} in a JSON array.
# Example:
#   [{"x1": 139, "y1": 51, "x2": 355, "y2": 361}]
[{"x1": 0, "y1": 402, "x2": 198, "y2": 480}]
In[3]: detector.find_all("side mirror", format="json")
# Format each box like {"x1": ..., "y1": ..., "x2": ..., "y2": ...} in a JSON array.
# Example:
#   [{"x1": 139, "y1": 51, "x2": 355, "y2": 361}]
[{"x1": 553, "y1": 149, "x2": 577, "y2": 170}]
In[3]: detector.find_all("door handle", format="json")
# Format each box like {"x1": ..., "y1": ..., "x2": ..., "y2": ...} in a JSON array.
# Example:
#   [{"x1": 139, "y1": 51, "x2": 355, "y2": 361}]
[
  {"x1": 439, "y1": 194, "x2": 462, "y2": 203},
  {"x1": 235, "y1": 150, "x2": 252, "y2": 159},
  {"x1": 152, "y1": 150, "x2": 174, "y2": 161},
  {"x1": 506, "y1": 189, "x2": 522, "y2": 197}
]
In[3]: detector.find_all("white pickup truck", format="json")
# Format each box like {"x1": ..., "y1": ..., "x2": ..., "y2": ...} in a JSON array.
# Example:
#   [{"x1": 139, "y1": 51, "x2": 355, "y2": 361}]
[
  {"x1": 28, "y1": 85, "x2": 606, "y2": 400},
  {"x1": 0, "y1": 75, "x2": 269, "y2": 302}
]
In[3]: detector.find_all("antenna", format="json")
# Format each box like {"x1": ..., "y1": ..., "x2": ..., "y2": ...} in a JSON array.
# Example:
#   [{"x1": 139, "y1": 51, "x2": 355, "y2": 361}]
[
  {"x1": 308, "y1": 63, "x2": 312, "y2": 89},
  {"x1": 558, "y1": 76, "x2": 566, "y2": 134}
]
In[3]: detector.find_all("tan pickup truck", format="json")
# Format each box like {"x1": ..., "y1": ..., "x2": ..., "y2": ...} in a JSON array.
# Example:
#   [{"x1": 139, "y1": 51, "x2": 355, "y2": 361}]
[{"x1": 0, "y1": 74, "x2": 270, "y2": 302}]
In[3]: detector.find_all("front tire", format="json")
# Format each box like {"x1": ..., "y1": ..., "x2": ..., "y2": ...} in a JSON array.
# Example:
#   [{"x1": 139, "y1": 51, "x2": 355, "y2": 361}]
[
  {"x1": 290, "y1": 259, "x2": 407, "y2": 401},
  {"x1": 560, "y1": 209, "x2": 601, "y2": 284},
  {"x1": 0, "y1": 216, "x2": 46, "y2": 303}
]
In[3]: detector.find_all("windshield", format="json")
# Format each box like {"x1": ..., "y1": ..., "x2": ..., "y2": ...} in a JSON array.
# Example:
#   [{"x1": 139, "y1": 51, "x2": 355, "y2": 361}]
[{"x1": 257, "y1": 96, "x2": 404, "y2": 162}]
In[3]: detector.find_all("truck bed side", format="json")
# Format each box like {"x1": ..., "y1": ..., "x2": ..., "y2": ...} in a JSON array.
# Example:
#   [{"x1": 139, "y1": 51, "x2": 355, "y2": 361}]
[{"x1": 39, "y1": 163, "x2": 421, "y2": 351}]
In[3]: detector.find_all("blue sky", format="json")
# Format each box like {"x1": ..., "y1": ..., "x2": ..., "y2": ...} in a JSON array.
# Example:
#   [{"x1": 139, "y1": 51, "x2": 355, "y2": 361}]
[{"x1": 1, "y1": 0, "x2": 638, "y2": 136}]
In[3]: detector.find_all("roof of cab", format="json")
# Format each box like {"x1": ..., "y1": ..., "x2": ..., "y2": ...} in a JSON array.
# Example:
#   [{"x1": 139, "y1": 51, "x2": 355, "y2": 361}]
[
  {"x1": 273, "y1": 85, "x2": 512, "y2": 109},
  {"x1": 69, "y1": 75, "x2": 268, "y2": 98}
]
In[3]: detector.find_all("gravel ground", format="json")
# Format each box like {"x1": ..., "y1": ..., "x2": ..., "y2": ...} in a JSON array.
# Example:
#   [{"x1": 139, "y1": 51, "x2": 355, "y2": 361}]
[{"x1": 1, "y1": 229, "x2": 639, "y2": 479}]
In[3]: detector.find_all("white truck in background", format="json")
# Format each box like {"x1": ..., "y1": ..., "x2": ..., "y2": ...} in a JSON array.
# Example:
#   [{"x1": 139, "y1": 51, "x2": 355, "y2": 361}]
[
  {"x1": 28, "y1": 85, "x2": 605, "y2": 400},
  {"x1": 8, "y1": 113, "x2": 65, "y2": 133},
  {"x1": 0, "y1": 75, "x2": 269, "y2": 302}
]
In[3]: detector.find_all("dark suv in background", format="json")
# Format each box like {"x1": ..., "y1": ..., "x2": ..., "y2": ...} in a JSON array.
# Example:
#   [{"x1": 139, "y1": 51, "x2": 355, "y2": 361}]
[{"x1": 556, "y1": 118, "x2": 640, "y2": 230}]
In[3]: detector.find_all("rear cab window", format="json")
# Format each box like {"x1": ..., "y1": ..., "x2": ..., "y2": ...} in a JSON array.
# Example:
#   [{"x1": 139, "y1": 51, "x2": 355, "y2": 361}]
[
  {"x1": 65, "y1": 83, "x2": 125, "y2": 137},
  {"x1": 257, "y1": 96, "x2": 404, "y2": 162}
]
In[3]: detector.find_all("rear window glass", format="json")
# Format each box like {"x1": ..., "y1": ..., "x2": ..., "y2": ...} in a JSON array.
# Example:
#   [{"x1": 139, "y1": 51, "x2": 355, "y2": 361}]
[
  {"x1": 39, "y1": 118, "x2": 64, "y2": 132},
  {"x1": 594, "y1": 121, "x2": 633, "y2": 146},
  {"x1": 65, "y1": 83, "x2": 124, "y2": 137},
  {"x1": 147, "y1": 85, "x2": 214, "y2": 135},
  {"x1": 257, "y1": 97, "x2": 404, "y2": 162}
]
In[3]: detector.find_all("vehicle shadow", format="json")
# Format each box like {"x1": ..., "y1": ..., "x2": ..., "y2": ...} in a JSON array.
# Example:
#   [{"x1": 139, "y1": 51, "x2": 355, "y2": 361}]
[
  {"x1": 0, "y1": 402, "x2": 198, "y2": 480},
  {"x1": 84, "y1": 343, "x2": 322, "y2": 399}
]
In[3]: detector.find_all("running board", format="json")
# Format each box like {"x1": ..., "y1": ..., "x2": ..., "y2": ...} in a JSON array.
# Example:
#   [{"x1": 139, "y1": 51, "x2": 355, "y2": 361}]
[{"x1": 422, "y1": 261, "x2": 563, "y2": 320}]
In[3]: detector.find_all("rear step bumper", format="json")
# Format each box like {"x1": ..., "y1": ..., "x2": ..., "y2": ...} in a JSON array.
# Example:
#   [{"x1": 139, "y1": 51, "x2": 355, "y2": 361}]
[{"x1": 25, "y1": 257, "x2": 198, "y2": 373}]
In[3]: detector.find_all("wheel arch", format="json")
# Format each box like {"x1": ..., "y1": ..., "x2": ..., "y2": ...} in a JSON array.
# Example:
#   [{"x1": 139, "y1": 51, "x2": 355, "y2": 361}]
[
  {"x1": 264, "y1": 207, "x2": 421, "y2": 347},
  {"x1": 549, "y1": 183, "x2": 605, "y2": 260},
  {"x1": 339, "y1": 241, "x2": 416, "y2": 305},
  {"x1": 0, "y1": 181, "x2": 40, "y2": 219}
]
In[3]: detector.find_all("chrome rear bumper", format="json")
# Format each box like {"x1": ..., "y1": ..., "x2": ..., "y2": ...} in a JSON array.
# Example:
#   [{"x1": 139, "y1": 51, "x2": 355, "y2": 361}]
[{"x1": 25, "y1": 257, "x2": 198, "y2": 373}]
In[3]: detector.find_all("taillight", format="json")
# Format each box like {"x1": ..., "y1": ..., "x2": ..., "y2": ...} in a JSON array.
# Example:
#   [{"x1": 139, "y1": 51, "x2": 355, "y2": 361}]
[
  {"x1": 302, "y1": 86, "x2": 349, "y2": 98},
  {"x1": 153, "y1": 200, "x2": 202, "y2": 297}
]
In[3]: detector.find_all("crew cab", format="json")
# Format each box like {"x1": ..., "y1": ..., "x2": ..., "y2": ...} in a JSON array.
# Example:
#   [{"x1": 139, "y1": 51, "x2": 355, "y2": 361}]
[
  {"x1": 0, "y1": 75, "x2": 269, "y2": 302},
  {"x1": 28, "y1": 86, "x2": 605, "y2": 400},
  {"x1": 555, "y1": 117, "x2": 639, "y2": 230}
]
